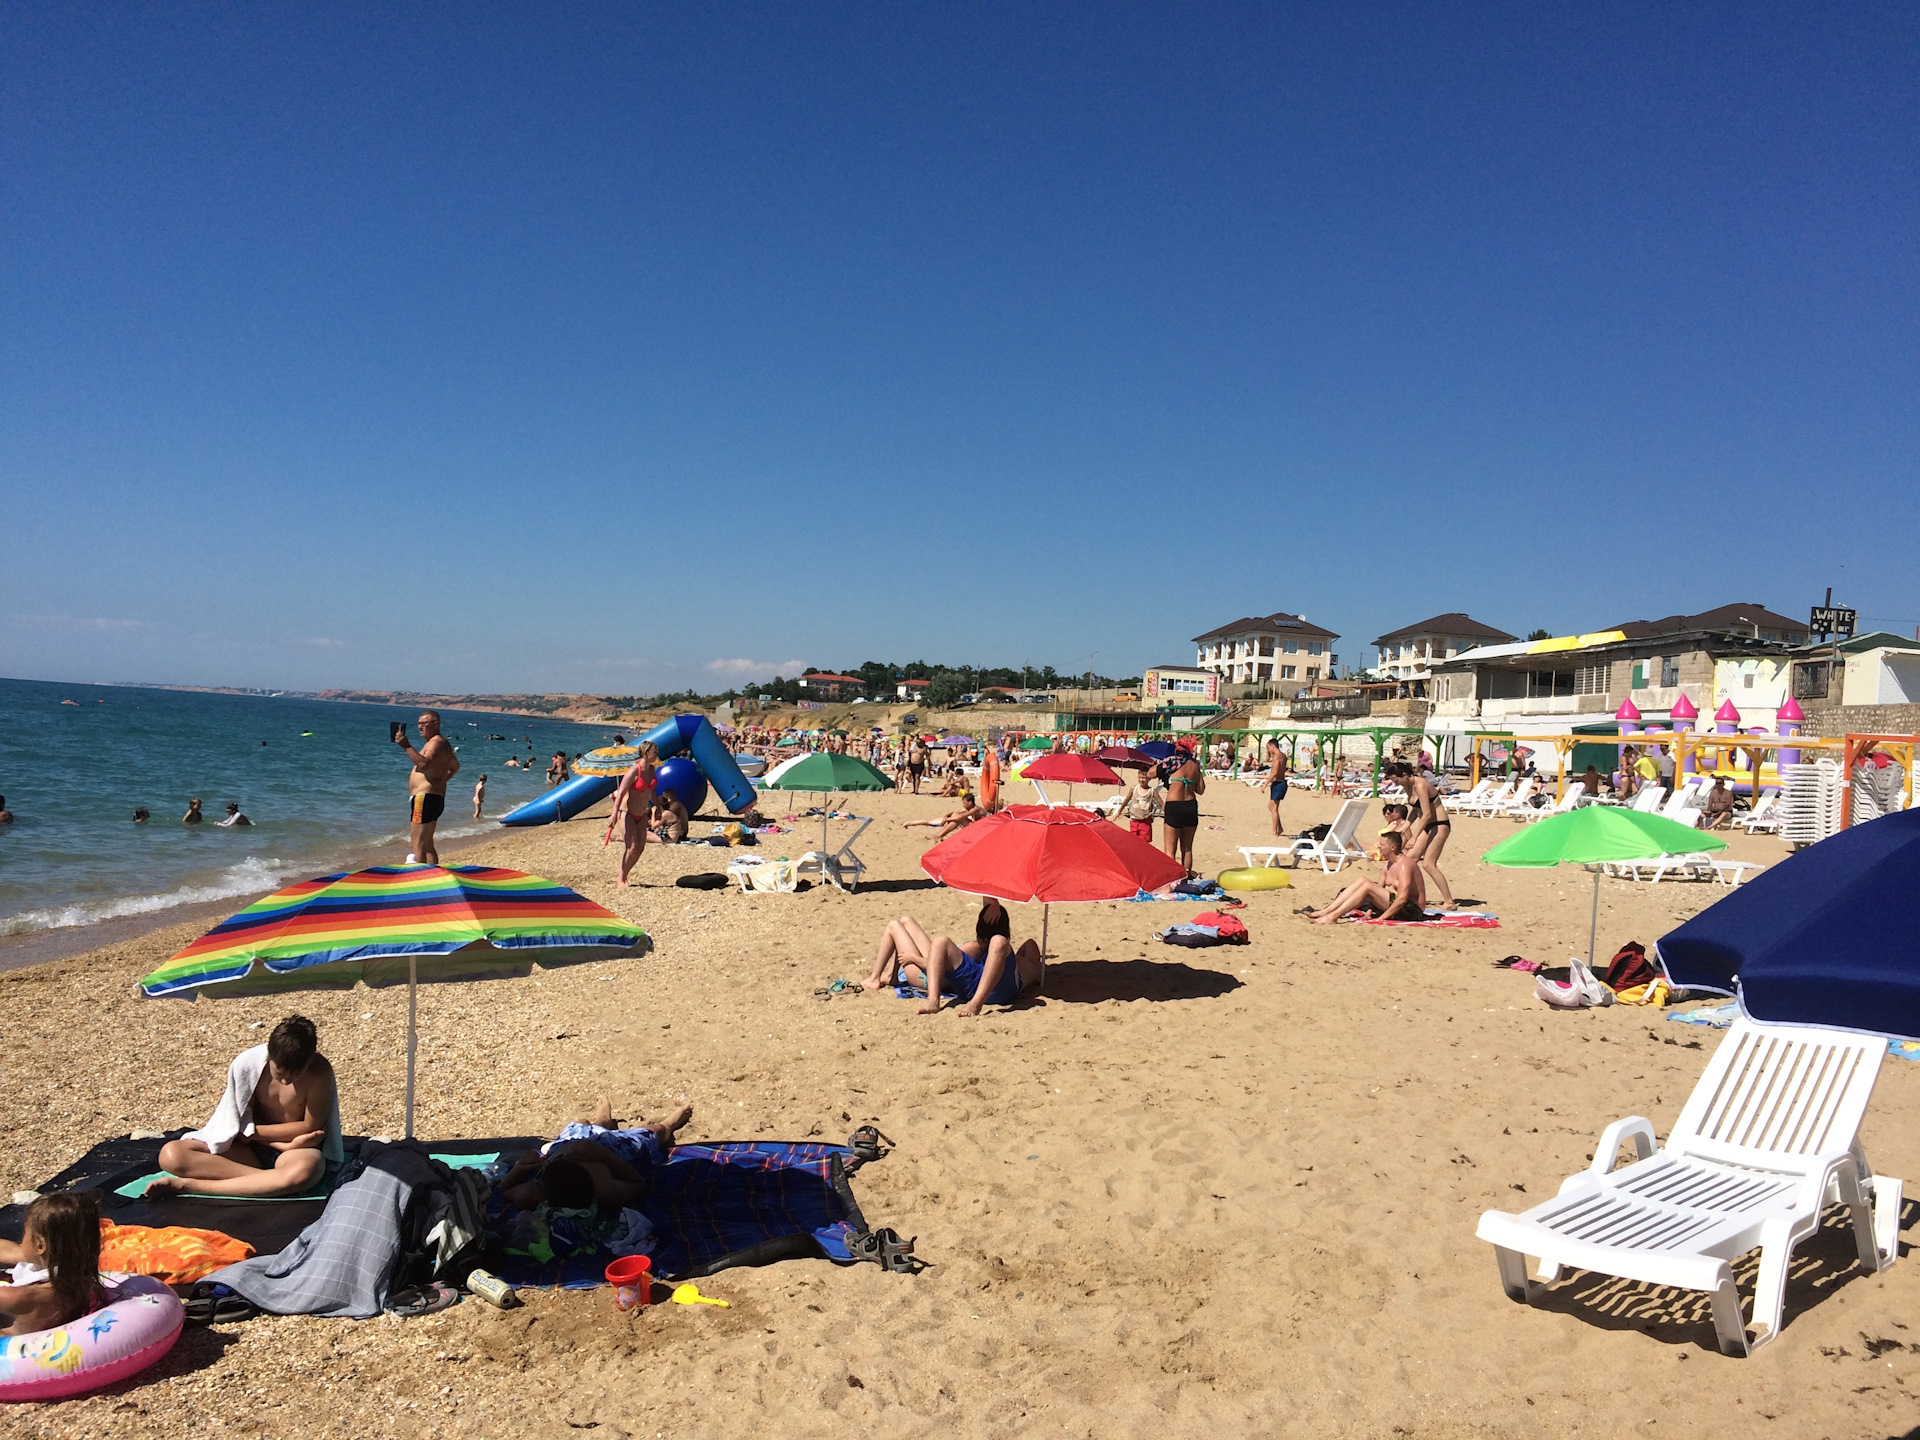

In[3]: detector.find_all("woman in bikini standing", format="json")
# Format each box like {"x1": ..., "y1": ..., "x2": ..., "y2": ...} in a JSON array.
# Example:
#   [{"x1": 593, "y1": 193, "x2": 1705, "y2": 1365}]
[
  {"x1": 1391, "y1": 760, "x2": 1455, "y2": 908},
  {"x1": 608, "y1": 741, "x2": 660, "y2": 887},
  {"x1": 1161, "y1": 744, "x2": 1206, "y2": 878}
]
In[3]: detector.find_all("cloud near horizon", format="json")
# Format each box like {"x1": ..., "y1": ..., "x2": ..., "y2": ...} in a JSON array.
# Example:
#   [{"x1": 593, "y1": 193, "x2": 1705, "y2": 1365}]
[
  {"x1": 8, "y1": 613, "x2": 152, "y2": 632},
  {"x1": 706, "y1": 657, "x2": 809, "y2": 681}
]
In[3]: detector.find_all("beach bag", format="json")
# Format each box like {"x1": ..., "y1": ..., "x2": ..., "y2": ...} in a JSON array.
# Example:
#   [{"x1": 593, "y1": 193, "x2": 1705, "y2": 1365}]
[
  {"x1": 1299, "y1": 823, "x2": 1332, "y2": 843},
  {"x1": 1604, "y1": 942, "x2": 1655, "y2": 992},
  {"x1": 675, "y1": 873, "x2": 730, "y2": 890},
  {"x1": 1190, "y1": 911, "x2": 1249, "y2": 942},
  {"x1": 1535, "y1": 959, "x2": 1614, "y2": 1010}
]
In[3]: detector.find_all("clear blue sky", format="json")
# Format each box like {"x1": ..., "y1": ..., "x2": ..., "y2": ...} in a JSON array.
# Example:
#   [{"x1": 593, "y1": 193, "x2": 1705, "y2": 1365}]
[{"x1": 3, "y1": 5, "x2": 1915, "y2": 692}]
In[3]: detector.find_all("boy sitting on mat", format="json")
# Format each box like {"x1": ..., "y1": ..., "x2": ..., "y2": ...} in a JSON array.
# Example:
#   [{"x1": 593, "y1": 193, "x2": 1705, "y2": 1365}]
[
  {"x1": 498, "y1": 1097, "x2": 693, "y2": 1212},
  {"x1": 1298, "y1": 831, "x2": 1427, "y2": 925},
  {"x1": 147, "y1": 1015, "x2": 343, "y2": 1198}
]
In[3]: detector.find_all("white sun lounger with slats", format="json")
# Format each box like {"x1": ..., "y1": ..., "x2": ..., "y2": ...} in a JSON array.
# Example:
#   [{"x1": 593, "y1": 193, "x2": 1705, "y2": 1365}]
[
  {"x1": 1477, "y1": 1019, "x2": 1901, "y2": 1355},
  {"x1": 1482, "y1": 777, "x2": 1537, "y2": 819},
  {"x1": 1285, "y1": 799, "x2": 1370, "y2": 873}
]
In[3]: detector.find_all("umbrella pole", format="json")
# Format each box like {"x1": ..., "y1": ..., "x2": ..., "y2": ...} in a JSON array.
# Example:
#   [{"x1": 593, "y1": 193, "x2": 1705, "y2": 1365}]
[
  {"x1": 1041, "y1": 903, "x2": 1050, "y2": 959},
  {"x1": 1588, "y1": 867, "x2": 1601, "y2": 969},
  {"x1": 404, "y1": 953, "x2": 418, "y2": 1140}
]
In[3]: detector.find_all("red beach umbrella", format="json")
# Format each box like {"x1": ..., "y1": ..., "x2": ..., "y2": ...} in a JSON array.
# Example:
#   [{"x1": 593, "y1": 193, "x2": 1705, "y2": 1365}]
[
  {"x1": 1094, "y1": 745, "x2": 1154, "y2": 769},
  {"x1": 1020, "y1": 752, "x2": 1122, "y2": 804},
  {"x1": 921, "y1": 804, "x2": 1186, "y2": 955}
]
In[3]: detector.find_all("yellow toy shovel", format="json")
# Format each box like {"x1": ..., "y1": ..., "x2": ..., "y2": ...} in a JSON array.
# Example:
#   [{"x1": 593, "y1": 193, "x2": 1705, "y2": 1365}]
[{"x1": 670, "y1": 1283, "x2": 730, "y2": 1308}]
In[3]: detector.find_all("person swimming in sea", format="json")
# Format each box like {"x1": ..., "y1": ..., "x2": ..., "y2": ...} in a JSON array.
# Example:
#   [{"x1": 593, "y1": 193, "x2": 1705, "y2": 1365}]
[{"x1": 182, "y1": 798, "x2": 204, "y2": 824}]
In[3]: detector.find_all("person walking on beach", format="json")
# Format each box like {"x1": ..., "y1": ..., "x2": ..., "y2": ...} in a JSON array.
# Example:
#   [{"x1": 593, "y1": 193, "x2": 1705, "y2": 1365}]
[
  {"x1": 1264, "y1": 739, "x2": 1290, "y2": 837},
  {"x1": 393, "y1": 711, "x2": 460, "y2": 865},
  {"x1": 1161, "y1": 745, "x2": 1204, "y2": 878},
  {"x1": 907, "y1": 738, "x2": 929, "y2": 794},
  {"x1": 607, "y1": 741, "x2": 659, "y2": 886},
  {"x1": 472, "y1": 774, "x2": 488, "y2": 819}
]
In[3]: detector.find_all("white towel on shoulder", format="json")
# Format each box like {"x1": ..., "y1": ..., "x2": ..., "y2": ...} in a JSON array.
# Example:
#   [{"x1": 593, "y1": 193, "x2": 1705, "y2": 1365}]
[{"x1": 187, "y1": 1043, "x2": 345, "y2": 1164}]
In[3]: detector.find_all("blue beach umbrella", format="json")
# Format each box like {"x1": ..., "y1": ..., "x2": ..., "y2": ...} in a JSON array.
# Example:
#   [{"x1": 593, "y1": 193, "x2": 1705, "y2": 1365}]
[{"x1": 1658, "y1": 808, "x2": 1920, "y2": 1042}]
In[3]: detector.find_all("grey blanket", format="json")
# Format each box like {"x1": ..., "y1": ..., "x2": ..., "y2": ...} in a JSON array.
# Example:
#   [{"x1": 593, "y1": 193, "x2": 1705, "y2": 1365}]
[{"x1": 206, "y1": 1164, "x2": 410, "y2": 1318}]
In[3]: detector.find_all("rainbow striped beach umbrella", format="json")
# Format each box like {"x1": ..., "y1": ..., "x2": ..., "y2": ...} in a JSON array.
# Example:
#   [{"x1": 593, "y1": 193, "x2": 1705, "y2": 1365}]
[
  {"x1": 571, "y1": 744, "x2": 643, "y2": 777},
  {"x1": 141, "y1": 865, "x2": 649, "y2": 1135}
]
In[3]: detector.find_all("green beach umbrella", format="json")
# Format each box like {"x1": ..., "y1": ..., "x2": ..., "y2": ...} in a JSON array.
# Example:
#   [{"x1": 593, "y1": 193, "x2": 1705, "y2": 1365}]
[
  {"x1": 1019, "y1": 735, "x2": 1055, "y2": 751},
  {"x1": 1483, "y1": 807, "x2": 1727, "y2": 966},
  {"x1": 762, "y1": 752, "x2": 893, "y2": 854}
]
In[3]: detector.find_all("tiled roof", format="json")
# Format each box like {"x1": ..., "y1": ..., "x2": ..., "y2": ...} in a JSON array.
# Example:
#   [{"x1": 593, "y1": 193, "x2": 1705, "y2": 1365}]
[
  {"x1": 1372, "y1": 613, "x2": 1516, "y2": 646},
  {"x1": 1192, "y1": 611, "x2": 1339, "y2": 643},
  {"x1": 1612, "y1": 603, "x2": 1806, "y2": 640}
]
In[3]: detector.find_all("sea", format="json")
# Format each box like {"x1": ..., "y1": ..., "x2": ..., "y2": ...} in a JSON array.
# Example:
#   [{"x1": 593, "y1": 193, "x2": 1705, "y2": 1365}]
[{"x1": 0, "y1": 676, "x2": 625, "y2": 944}]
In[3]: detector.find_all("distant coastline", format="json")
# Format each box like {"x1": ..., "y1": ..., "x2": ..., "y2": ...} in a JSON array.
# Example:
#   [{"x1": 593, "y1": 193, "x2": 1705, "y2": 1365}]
[{"x1": 103, "y1": 681, "x2": 619, "y2": 725}]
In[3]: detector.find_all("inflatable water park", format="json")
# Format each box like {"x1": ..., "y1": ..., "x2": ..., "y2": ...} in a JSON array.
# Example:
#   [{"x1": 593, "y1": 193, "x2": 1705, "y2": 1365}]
[{"x1": 496, "y1": 714, "x2": 756, "y2": 826}]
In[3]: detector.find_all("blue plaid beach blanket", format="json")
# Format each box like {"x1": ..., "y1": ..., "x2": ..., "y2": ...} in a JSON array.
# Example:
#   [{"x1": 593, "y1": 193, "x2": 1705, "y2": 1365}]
[{"x1": 491, "y1": 1140, "x2": 868, "y2": 1288}]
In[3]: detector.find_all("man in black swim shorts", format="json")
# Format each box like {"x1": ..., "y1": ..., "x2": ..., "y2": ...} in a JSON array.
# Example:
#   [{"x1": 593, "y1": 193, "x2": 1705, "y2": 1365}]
[
  {"x1": 394, "y1": 710, "x2": 460, "y2": 865},
  {"x1": 1299, "y1": 832, "x2": 1427, "y2": 925}
]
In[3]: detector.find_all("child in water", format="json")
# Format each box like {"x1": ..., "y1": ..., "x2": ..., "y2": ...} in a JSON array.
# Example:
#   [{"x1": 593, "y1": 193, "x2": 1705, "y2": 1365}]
[{"x1": 0, "y1": 1193, "x2": 104, "y2": 1335}]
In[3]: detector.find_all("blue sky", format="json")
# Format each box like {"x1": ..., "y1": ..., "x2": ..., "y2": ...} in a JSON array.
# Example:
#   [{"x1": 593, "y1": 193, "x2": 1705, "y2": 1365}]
[{"x1": 2, "y1": 4, "x2": 1914, "y2": 692}]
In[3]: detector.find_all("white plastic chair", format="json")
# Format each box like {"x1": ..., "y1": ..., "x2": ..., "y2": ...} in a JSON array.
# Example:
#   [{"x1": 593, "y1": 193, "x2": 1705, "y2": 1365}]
[
  {"x1": 1477, "y1": 1019, "x2": 1902, "y2": 1355},
  {"x1": 1286, "y1": 799, "x2": 1370, "y2": 873}
]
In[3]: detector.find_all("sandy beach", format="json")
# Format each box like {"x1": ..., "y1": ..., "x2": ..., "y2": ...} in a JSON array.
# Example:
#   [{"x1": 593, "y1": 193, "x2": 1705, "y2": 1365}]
[{"x1": 4, "y1": 777, "x2": 1915, "y2": 1439}]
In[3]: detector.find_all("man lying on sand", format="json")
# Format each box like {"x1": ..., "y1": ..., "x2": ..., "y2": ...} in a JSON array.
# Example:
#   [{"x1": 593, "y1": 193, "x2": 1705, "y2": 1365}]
[
  {"x1": 147, "y1": 1016, "x2": 344, "y2": 1197},
  {"x1": 498, "y1": 1096, "x2": 693, "y2": 1211},
  {"x1": 1298, "y1": 831, "x2": 1426, "y2": 925},
  {"x1": 861, "y1": 899, "x2": 1044, "y2": 1017},
  {"x1": 902, "y1": 798, "x2": 984, "y2": 841}
]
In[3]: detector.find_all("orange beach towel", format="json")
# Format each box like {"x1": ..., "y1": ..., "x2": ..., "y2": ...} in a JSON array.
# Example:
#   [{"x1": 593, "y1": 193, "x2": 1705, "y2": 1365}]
[{"x1": 99, "y1": 1219, "x2": 255, "y2": 1284}]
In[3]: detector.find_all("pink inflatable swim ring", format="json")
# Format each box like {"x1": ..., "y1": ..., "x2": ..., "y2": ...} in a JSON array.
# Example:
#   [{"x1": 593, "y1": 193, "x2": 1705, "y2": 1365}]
[{"x1": 0, "y1": 1274, "x2": 184, "y2": 1402}]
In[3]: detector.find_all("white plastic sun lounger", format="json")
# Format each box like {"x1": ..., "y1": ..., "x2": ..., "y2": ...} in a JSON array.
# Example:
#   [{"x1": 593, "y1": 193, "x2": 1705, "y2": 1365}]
[
  {"x1": 1736, "y1": 795, "x2": 1779, "y2": 834},
  {"x1": 1477, "y1": 1018, "x2": 1901, "y2": 1356},
  {"x1": 1452, "y1": 782, "x2": 1512, "y2": 818},
  {"x1": 1516, "y1": 785, "x2": 1585, "y2": 823},
  {"x1": 1445, "y1": 779, "x2": 1494, "y2": 812},
  {"x1": 1285, "y1": 799, "x2": 1370, "y2": 873},
  {"x1": 1483, "y1": 777, "x2": 1537, "y2": 819}
]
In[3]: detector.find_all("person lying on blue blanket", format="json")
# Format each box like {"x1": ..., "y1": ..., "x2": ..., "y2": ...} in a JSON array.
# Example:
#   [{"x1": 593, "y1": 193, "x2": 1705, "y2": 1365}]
[
  {"x1": 497, "y1": 1097, "x2": 693, "y2": 1211},
  {"x1": 860, "y1": 898, "x2": 1044, "y2": 1017}
]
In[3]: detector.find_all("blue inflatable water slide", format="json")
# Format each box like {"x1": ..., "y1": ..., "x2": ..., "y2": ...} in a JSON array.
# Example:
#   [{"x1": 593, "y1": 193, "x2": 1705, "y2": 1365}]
[{"x1": 497, "y1": 714, "x2": 756, "y2": 827}]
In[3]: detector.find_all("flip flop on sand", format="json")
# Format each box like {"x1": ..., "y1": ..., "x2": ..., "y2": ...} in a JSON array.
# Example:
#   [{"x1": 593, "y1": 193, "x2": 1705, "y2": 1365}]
[{"x1": 386, "y1": 1282, "x2": 462, "y2": 1318}]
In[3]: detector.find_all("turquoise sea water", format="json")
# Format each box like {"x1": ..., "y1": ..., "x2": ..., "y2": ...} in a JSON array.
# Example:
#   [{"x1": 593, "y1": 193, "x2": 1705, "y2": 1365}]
[{"x1": 0, "y1": 677, "x2": 622, "y2": 934}]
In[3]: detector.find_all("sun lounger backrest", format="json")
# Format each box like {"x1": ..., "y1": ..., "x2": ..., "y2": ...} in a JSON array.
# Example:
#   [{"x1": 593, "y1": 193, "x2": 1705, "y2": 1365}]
[
  {"x1": 1668, "y1": 1020, "x2": 1884, "y2": 1169},
  {"x1": 1327, "y1": 799, "x2": 1367, "y2": 849}
]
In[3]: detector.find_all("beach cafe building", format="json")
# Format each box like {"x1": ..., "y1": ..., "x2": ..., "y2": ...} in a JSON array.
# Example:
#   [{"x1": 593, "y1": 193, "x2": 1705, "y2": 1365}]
[{"x1": 1423, "y1": 603, "x2": 1809, "y2": 770}]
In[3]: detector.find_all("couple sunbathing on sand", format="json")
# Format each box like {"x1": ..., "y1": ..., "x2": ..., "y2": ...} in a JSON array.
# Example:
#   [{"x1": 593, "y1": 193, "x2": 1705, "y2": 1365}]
[
  {"x1": 1296, "y1": 829, "x2": 1428, "y2": 925},
  {"x1": 147, "y1": 1016, "x2": 692, "y2": 1207},
  {"x1": 861, "y1": 897, "x2": 1044, "y2": 1016}
]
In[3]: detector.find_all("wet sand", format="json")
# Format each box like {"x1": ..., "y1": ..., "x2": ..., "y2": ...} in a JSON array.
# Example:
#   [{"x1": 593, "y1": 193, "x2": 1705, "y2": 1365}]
[{"x1": 4, "y1": 778, "x2": 1914, "y2": 1439}]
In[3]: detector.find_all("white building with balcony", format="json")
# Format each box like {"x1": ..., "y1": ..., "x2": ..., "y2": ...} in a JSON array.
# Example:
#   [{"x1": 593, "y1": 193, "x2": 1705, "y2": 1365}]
[
  {"x1": 1191, "y1": 612, "x2": 1339, "y2": 687},
  {"x1": 1371, "y1": 613, "x2": 1515, "y2": 692}
]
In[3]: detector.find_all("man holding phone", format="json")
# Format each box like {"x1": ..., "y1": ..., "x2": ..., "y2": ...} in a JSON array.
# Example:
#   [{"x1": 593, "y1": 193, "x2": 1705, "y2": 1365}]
[{"x1": 392, "y1": 711, "x2": 460, "y2": 864}]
